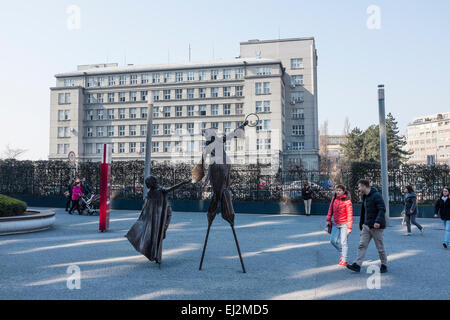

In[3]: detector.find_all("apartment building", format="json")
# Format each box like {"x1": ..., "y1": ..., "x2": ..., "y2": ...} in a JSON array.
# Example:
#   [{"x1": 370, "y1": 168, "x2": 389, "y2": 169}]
[
  {"x1": 406, "y1": 112, "x2": 450, "y2": 165},
  {"x1": 49, "y1": 38, "x2": 319, "y2": 170}
]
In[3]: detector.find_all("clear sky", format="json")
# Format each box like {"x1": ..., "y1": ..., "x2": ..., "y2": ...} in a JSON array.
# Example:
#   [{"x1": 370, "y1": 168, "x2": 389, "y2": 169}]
[{"x1": 0, "y1": 0, "x2": 449, "y2": 160}]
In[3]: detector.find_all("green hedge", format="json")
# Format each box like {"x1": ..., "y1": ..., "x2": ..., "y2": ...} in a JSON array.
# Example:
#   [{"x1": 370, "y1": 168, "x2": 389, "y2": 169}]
[{"x1": 0, "y1": 194, "x2": 27, "y2": 217}]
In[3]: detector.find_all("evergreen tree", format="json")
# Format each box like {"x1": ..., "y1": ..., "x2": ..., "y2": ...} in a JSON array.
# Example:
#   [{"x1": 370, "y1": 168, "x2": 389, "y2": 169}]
[
  {"x1": 341, "y1": 127, "x2": 364, "y2": 164},
  {"x1": 341, "y1": 113, "x2": 411, "y2": 168},
  {"x1": 385, "y1": 113, "x2": 411, "y2": 166}
]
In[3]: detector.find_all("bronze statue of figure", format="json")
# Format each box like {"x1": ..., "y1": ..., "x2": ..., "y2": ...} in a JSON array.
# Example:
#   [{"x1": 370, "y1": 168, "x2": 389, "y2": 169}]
[
  {"x1": 125, "y1": 175, "x2": 190, "y2": 267},
  {"x1": 198, "y1": 119, "x2": 252, "y2": 273}
]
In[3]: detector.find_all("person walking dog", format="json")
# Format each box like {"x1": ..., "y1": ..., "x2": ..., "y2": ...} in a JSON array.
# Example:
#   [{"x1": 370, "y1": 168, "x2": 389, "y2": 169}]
[
  {"x1": 326, "y1": 184, "x2": 353, "y2": 266},
  {"x1": 435, "y1": 187, "x2": 450, "y2": 248},
  {"x1": 403, "y1": 185, "x2": 424, "y2": 236},
  {"x1": 347, "y1": 180, "x2": 388, "y2": 273}
]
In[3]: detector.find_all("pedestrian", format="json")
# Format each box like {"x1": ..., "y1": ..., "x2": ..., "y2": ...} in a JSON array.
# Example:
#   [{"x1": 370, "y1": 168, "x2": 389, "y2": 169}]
[
  {"x1": 326, "y1": 184, "x2": 353, "y2": 266},
  {"x1": 434, "y1": 187, "x2": 450, "y2": 248},
  {"x1": 403, "y1": 185, "x2": 424, "y2": 236},
  {"x1": 81, "y1": 177, "x2": 92, "y2": 195},
  {"x1": 69, "y1": 178, "x2": 83, "y2": 215},
  {"x1": 302, "y1": 183, "x2": 314, "y2": 216},
  {"x1": 65, "y1": 179, "x2": 74, "y2": 212},
  {"x1": 347, "y1": 179, "x2": 388, "y2": 273}
]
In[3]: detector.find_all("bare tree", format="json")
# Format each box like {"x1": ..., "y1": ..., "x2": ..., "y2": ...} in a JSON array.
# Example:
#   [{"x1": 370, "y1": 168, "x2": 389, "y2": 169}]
[
  {"x1": 319, "y1": 121, "x2": 330, "y2": 174},
  {"x1": 2, "y1": 144, "x2": 27, "y2": 160}
]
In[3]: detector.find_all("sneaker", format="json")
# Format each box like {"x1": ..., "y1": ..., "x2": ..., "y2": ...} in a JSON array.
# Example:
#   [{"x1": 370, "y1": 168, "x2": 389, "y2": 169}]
[
  {"x1": 346, "y1": 263, "x2": 361, "y2": 272},
  {"x1": 68, "y1": 211, "x2": 73, "y2": 215},
  {"x1": 443, "y1": 243, "x2": 448, "y2": 249},
  {"x1": 420, "y1": 227, "x2": 424, "y2": 235},
  {"x1": 380, "y1": 264, "x2": 388, "y2": 273},
  {"x1": 339, "y1": 260, "x2": 348, "y2": 266}
]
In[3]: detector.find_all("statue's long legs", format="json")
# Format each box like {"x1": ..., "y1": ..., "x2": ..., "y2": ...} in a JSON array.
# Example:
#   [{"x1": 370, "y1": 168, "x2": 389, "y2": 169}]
[
  {"x1": 230, "y1": 224, "x2": 246, "y2": 273},
  {"x1": 199, "y1": 221, "x2": 212, "y2": 270}
]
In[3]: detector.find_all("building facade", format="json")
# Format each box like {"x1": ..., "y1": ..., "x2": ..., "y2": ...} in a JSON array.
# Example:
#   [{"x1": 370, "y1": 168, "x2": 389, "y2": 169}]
[
  {"x1": 406, "y1": 112, "x2": 450, "y2": 165},
  {"x1": 49, "y1": 38, "x2": 319, "y2": 170}
]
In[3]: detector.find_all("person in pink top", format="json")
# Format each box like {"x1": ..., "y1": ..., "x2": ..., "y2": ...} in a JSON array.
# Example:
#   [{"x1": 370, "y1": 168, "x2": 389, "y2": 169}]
[
  {"x1": 69, "y1": 178, "x2": 83, "y2": 215},
  {"x1": 326, "y1": 184, "x2": 353, "y2": 266}
]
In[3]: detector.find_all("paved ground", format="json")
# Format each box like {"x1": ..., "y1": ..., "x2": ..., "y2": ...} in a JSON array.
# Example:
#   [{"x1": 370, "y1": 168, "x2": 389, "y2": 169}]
[{"x1": 0, "y1": 207, "x2": 449, "y2": 300}]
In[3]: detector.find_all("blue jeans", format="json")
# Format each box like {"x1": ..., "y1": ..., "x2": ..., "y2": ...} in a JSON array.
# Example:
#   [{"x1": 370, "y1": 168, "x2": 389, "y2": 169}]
[
  {"x1": 444, "y1": 221, "x2": 450, "y2": 245},
  {"x1": 330, "y1": 225, "x2": 348, "y2": 261}
]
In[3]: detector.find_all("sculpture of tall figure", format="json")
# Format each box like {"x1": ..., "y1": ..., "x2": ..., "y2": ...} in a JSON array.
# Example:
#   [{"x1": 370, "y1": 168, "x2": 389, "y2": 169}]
[
  {"x1": 125, "y1": 176, "x2": 190, "y2": 267},
  {"x1": 198, "y1": 120, "x2": 249, "y2": 273}
]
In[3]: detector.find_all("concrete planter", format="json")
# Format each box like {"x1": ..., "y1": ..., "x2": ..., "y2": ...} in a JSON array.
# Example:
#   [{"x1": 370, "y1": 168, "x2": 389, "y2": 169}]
[{"x1": 0, "y1": 210, "x2": 55, "y2": 235}]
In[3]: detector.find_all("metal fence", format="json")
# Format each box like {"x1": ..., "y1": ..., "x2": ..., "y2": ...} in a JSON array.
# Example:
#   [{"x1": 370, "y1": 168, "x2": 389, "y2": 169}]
[
  {"x1": 0, "y1": 159, "x2": 448, "y2": 204},
  {"x1": 342, "y1": 162, "x2": 450, "y2": 204}
]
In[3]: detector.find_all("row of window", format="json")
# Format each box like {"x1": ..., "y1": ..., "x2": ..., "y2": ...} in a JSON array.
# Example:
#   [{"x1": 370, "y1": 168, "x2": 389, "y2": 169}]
[
  {"x1": 82, "y1": 104, "x2": 302, "y2": 123},
  {"x1": 82, "y1": 138, "x2": 273, "y2": 155},
  {"x1": 85, "y1": 103, "x2": 246, "y2": 120},
  {"x1": 85, "y1": 86, "x2": 245, "y2": 104},
  {"x1": 85, "y1": 68, "x2": 246, "y2": 88},
  {"x1": 61, "y1": 140, "x2": 304, "y2": 156},
  {"x1": 62, "y1": 58, "x2": 304, "y2": 88},
  {"x1": 408, "y1": 130, "x2": 450, "y2": 137},
  {"x1": 287, "y1": 142, "x2": 305, "y2": 151},
  {"x1": 83, "y1": 120, "x2": 272, "y2": 138}
]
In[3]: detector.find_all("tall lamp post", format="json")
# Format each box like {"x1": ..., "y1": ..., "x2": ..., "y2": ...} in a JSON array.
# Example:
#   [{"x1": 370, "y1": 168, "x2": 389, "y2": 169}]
[
  {"x1": 378, "y1": 84, "x2": 390, "y2": 226},
  {"x1": 143, "y1": 91, "x2": 153, "y2": 199}
]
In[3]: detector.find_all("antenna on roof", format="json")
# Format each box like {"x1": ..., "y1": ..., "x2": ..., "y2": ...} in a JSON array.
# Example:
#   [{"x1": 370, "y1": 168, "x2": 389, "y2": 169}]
[
  {"x1": 168, "y1": 49, "x2": 170, "y2": 64},
  {"x1": 212, "y1": 42, "x2": 215, "y2": 59},
  {"x1": 189, "y1": 43, "x2": 191, "y2": 62}
]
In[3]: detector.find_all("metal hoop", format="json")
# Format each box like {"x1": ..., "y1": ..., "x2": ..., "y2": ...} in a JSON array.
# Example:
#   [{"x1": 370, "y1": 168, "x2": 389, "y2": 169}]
[{"x1": 245, "y1": 113, "x2": 260, "y2": 127}]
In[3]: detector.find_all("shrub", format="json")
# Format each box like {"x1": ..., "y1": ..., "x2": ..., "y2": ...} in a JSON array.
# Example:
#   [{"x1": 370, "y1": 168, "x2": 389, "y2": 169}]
[{"x1": 0, "y1": 194, "x2": 27, "y2": 217}]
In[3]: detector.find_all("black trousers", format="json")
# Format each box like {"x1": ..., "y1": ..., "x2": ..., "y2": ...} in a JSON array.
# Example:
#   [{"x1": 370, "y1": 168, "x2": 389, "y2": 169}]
[
  {"x1": 69, "y1": 199, "x2": 81, "y2": 214},
  {"x1": 65, "y1": 197, "x2": 72, "y2": 211}
]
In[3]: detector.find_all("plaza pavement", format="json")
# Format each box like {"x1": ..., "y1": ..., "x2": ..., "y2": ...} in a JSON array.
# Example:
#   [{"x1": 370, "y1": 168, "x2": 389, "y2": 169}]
[{"x1": 0, "y1": 207, "x2": 449, "y2": 300}]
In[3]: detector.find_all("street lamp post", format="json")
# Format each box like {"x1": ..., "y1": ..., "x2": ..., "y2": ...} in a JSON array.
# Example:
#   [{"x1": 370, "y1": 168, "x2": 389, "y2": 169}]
[
  {"x1": 378, "y1": 84, "x2": 390, "y2": 226},
  {"x1": 143, "y1": 91, "x2": 153, "y2": 199}
]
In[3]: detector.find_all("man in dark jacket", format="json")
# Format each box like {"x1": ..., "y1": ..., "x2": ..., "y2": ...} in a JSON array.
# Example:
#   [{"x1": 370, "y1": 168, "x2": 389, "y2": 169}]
[
  {"x1": 81, "y1": 178, "x2": 92, "y2": 195},
  {"x1": 347, "y1": 179, "x2": 388, "y2": 273}
]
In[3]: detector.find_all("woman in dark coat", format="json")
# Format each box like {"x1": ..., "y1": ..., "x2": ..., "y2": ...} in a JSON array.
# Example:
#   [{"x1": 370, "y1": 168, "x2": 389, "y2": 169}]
[
  {"x1": 125, "y1": 176, "x2": 190, "y2": 265},
  {"x1": 403, "y1": 185, "x2": 424, "y2": 236},
  {"x1": 435, "y1": 187, "x2": 450, "y2": 248},
  {"x1": 302, "y1": 183, "x2": 314, "y2": 216}
]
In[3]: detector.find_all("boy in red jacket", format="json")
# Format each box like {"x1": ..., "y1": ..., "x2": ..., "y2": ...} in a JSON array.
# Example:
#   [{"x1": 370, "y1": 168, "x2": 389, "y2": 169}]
[{"x1": 326, "y1": 184, "x2": 353, "y2": 266}]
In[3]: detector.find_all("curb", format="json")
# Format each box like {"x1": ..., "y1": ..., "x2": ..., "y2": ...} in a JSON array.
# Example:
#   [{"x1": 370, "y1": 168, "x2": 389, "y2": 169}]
[{"x1": 0, "y1": 210, "x2": 56, "y2": 235}]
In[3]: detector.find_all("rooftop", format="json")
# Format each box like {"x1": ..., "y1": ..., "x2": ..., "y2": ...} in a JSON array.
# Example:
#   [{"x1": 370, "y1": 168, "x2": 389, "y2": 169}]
[
  {"x1": 408, "y1": 112, "x2": 450, "y2": 126},
  {"x1": 55, "y1": 57, "x2": 283, "y2": 78}
]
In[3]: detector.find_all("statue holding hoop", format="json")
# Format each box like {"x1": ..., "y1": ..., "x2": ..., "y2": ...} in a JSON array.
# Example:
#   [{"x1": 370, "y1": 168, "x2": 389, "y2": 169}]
[{"x1": 191, "y1": 113, "x2": 259, "y2": 273}]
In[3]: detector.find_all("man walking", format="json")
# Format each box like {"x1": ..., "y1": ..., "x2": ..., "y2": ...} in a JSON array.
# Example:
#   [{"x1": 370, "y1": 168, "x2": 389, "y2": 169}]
[{"x1": 347, "y1": 179, "x2": 388, "y2": 273}]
